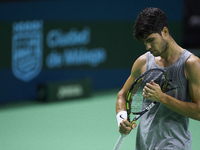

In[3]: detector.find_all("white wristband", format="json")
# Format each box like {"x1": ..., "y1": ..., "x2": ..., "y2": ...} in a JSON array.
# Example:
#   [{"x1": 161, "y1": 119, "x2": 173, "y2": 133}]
[{"x1": 116, "y1": 111, "x2": 127, "y2": 127}]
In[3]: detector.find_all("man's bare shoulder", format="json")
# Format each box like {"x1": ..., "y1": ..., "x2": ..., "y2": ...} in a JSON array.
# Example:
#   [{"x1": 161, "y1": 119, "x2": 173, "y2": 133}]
[
  {"x1": 134, "y1": 53, "x2": 147, "y2": 67},
  {"x1": 186, "y1": 54, "x2": 200, "y2": 68},
  {"x1": 131, "y1": 53, "x2": 147, "y2": 77},
  {"x1": 138, "y1": 53, "x2": 147, "y2": 61},
  {"x1": 185, "y1": 54, "x2": 200, "y2": 80}
]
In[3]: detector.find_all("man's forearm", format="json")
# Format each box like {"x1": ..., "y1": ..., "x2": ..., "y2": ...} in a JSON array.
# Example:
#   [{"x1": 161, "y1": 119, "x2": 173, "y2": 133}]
[{"x1": 161, "y1": 93, "x2": 200, "y2": 121}]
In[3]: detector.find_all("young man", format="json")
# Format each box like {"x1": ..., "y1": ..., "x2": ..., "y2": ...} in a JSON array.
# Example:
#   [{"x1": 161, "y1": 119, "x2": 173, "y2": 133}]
[{"x1": 116, "y1": 7, "x2": 200, "y2": 150}]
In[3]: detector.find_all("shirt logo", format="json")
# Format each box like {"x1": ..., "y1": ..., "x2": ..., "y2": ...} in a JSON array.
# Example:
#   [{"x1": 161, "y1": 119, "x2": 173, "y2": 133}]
[{"x1": 165, "y1": 79, "x2": 179, "y2": 93}]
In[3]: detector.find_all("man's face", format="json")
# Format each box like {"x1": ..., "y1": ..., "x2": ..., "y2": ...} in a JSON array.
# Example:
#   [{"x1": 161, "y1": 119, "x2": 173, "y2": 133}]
[{"x1": 142, "y1": 32, "x2": 168, "y2": 57}]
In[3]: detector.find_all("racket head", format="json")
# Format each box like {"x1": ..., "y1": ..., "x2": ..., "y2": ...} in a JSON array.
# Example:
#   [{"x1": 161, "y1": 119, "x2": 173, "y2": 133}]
[{"x1": 126, "y1": 68, "x2": 168, "y2": 122}]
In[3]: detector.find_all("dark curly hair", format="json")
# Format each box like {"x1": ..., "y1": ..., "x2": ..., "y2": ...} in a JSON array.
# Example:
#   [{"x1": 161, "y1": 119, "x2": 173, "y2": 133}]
[{"x1": 134, "y1": 7, "x2": 168, "y2": 41}]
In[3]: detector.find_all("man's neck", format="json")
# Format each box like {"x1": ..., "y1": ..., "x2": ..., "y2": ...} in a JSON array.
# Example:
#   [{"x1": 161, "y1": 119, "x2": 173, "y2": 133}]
[{"x1": 155, "y1": 39, "x2": 184, "y2": 67}]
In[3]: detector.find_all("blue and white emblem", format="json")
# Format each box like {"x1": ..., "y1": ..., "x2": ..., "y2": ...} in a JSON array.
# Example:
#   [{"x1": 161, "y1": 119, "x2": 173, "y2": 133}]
[{"x1": 12, "y1": 20, "x2": 43, "y2": 82}]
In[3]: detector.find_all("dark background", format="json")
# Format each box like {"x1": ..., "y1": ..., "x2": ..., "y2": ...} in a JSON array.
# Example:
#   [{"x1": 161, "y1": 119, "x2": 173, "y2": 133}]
[{"x1": 0, "y1": 0, "x2": 199, "y2": 103}]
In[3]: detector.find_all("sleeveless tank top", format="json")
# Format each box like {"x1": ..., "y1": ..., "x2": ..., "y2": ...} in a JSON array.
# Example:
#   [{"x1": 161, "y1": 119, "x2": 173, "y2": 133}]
[{"x1": 135, "y1": 49, "x2": 193, "y2": 150}]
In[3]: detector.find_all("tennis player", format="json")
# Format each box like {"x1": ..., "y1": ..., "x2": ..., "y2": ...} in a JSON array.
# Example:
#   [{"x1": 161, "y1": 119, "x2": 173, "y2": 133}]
[{"x1": 116, "y1": 7, "x2": 200, "y2": 150}]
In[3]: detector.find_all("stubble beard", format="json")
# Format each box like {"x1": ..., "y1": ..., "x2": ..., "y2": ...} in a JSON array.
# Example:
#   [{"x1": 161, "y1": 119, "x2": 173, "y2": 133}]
[{"x1": 154, "y1": 38, "x2": 168, "y2": 57}]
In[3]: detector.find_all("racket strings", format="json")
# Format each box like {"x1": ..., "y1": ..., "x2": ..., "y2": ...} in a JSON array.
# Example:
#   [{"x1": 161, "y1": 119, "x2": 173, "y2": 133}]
[
  {"x1": 130, "y1": 70, "x2": 167, "y2": 116},
  {"x1": 130, "y1": 86, "x2": 144, "y2": 113},
  {"x1": 129, "y1": 86, "x2": 144, "y2": 123}
]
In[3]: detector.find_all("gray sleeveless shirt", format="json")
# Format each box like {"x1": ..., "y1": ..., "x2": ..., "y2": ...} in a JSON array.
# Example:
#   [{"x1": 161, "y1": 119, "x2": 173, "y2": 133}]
[{"x1": 135, "y1": 49, "x2": 193, "y2": 150}]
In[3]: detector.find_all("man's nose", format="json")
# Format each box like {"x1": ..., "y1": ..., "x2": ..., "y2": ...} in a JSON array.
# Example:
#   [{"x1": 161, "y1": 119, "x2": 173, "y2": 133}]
[{"x1": 146, "y1": 43, "x2": 151, "y2": 51}]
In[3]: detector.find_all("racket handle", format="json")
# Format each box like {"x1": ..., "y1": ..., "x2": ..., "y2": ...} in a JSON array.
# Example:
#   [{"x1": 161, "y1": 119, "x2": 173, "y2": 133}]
[{"x1": 113, "y1": 134, "x2": 127, "y2": 150}]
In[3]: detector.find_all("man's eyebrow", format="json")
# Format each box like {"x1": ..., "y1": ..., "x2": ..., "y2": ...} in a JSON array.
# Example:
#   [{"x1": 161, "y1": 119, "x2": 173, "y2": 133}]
[{"x1": 145, "y1": 37, "x2": 154, "y2": 42}]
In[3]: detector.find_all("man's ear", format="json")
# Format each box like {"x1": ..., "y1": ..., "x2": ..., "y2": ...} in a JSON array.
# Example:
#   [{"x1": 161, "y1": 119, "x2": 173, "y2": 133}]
[{"x1": 162, "y1": 27, "x2": 169, "y2": 37}]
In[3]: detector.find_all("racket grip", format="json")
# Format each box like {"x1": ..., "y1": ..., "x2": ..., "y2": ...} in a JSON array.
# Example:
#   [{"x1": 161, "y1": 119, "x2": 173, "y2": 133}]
[
  {"x1": 130, "y1": 120, "x2": 136, "y2": 127},
  {"x1": 113, "y1": 134, "x2": 127, "y2": 150}
]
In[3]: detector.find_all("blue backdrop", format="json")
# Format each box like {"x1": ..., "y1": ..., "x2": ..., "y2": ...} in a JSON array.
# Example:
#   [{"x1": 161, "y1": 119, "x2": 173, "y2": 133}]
[{"x1": 0, "y1": 0, "x2": 183, "y2": 103}]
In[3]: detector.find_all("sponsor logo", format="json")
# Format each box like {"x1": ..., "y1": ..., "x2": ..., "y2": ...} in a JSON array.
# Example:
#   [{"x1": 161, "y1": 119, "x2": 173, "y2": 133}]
[
  {"x1": 12, "y1": 20, "x2": 43, "y2": 82},
  {"x1": 57, "y1": 84, "x2": 83, "y2": 99},
  {"x1": 11, "y1": 23, "x2": 107, "y2": 81},
  {"x1": 120, "y1": 114, "x2": 124, "y2": 119}
]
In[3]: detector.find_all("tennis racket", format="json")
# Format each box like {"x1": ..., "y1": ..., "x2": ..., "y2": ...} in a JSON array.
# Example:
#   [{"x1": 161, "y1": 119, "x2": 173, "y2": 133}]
[{"x1": 113, "y1": 68, "x2": 168, "y2": 150}]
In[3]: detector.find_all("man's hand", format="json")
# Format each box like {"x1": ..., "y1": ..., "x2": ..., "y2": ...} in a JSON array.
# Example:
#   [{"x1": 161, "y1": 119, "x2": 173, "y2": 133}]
[
  {"x1": 143, "y1": 80, "x2": 164, "y2": 102},
  {"x1": 119, "y1": 119, "x2": 137, "y2": 135}
]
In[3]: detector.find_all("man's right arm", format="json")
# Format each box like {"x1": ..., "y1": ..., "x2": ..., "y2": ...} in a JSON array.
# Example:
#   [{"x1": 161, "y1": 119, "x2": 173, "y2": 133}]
[{"x1": 116, "y1": 53, "x2": 147, "y2": 134}]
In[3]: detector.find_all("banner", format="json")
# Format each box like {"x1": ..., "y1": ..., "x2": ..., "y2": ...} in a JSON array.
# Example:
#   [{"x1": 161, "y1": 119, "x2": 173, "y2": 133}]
[
  {"x1": 0, "y1": 21, "x2": 145, "y2": 82},
  {"x1": 0, "y1": 21, "x2": 182, "y2": 102}
]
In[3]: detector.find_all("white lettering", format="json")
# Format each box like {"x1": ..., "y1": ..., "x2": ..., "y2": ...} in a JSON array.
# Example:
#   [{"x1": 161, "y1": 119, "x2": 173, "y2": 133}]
[
  {"x1": 45, "y1": 47, "x2": 107, "y2": 68},
  {"x1": 57, "y1": 84, "x2": 83, "y2": 99},
  {"x1": 46, "y1": 50, "x2": 63, "y2": 68},
  {"x1": 46, "y1": 27, "x2": 90, "y2": 48},
  {"x1": 63, "y1": 47, "x2": 106, "y2": 67}
]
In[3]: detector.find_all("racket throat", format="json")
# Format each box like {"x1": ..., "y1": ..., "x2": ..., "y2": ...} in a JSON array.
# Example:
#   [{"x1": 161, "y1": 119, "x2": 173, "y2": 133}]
[{"x1": 130, "y1": 114, "x2": 140, "y2": 126}]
